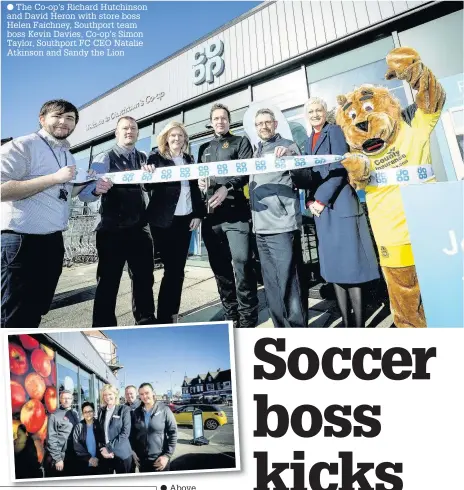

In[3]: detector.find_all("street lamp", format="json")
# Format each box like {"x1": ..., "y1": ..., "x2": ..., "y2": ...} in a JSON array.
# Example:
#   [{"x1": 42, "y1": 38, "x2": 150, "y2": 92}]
[{"x1": 165, "y1": 370, "x2": 175, "y2": 401}]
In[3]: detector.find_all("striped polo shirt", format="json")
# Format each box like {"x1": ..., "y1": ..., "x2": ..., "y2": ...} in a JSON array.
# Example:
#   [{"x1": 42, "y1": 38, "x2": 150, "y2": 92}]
[{"x1": 0, "y1": 128, "x2": 76, "y2": 234}]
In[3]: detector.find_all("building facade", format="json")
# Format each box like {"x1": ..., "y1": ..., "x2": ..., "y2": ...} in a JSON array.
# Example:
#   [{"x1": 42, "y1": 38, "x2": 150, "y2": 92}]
[
  {"x1": 69, "y1": 1, "x2": 464, "y2": 258},
  {"x1": 182, "y1": 368, "x2": 232, "y2": 399}
]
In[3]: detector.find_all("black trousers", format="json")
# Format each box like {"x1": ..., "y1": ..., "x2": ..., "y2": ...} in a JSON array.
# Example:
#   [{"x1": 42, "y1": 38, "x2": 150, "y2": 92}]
[
  {"x1": 100, "y1": 455, "x2": 133, "y2": 474},
  {"x1": 150, "y1": 215, "x2": 192, "y2": 324},
  {"x1": 93, "y1": 226, "x2": 156, "y2": 328},
  {"x1": 256, "y1": 230, "x2": 308, "y2": 328},
  {"x1": 202, "y1": 218, "x2": 258, "y2": 328},
  {"x1": 1, "y1": 231, "x2": 64, "y2": 328}
]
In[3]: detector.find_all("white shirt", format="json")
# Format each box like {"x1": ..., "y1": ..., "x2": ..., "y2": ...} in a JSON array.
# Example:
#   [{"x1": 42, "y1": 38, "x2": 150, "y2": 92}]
[
  {"x1": 173, "y1": 155, "x2": 192, "y2": 216},
  {"x1": 104, "y1": 405, "x2": 116, "y2": 443}
]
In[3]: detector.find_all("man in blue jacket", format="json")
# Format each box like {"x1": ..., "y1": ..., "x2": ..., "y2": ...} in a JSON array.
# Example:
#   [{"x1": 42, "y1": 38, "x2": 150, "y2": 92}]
[{"x1": 249, "y1": 108, "x2": 308, "y2": 328}]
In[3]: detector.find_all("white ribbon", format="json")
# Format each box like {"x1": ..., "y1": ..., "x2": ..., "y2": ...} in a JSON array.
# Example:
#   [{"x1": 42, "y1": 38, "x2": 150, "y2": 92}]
[
  {"x1": 72, "y1": 154, "x2": 343, "y2": 184},
  {"x1": 369, "y1": 165, "x2": 434, "y2": 187}
]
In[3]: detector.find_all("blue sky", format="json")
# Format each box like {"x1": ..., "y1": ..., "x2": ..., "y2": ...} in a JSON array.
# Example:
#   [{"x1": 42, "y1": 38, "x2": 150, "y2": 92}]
[
  {"x1": 105, "y1": 324, "x2": 232, "y2": 396},
  {"x1": 1, "y1": 1, "x2": 259, "y2": 138}
]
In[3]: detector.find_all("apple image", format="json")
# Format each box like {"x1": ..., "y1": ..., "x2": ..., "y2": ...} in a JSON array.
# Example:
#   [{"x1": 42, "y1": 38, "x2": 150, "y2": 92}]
[
  {"x1": 40, "y1": 344, "x2": 55, "y2": 360},
  {"x1": 20, "y1": 399, "x2": 46, "y2": 434},
  {"x1": 44, "y1": 386, "x2": 57, "y2": 413},
  {"x1": 12, "y1": 419, "x2": 21, "y2": 440},
  {"x1": 9, "y1": 343, "x2": 28, "y2": 376},
  {"x1": 11, "y1": 381, "x2": 27, "y2": 413},
  {"x1": 19, "y1": 335, "x2": 39, "y2": 350},
  {"x1": 25, "y1": 373, "x2": 46, "y2": 400},
  {"x1": 34, "y1": 439, "x2": 44, "y2": 463},
  {"x1": 32, "y1": 417, "x2": 48, "y2": 443},
  {"x1": 31, "y1": 349, "x2": 51, "y2": 378}
]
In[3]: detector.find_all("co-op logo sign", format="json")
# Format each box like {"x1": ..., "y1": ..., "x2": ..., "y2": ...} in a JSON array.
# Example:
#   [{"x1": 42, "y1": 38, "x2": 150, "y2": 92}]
[{"x1": 193, "y1": 39, "x2": 225, "y2": 85}]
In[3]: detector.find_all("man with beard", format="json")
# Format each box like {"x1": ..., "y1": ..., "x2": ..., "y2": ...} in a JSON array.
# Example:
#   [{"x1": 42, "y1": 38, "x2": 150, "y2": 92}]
[
  {"x1": 0, "y1": 100, "x2": 110, "y2": 328},
  {"x1": 79, "y1": 116, "x2": 156, "y2": 328},
  {"x1": 248, "y1": 108, "x2": 308, "y2": 328},
  {"x1": 44, "y1": 390, "x2": 80, "y2": 477},
  {"x1": 198, "y1": 103, "x2": 258, "y2": 328}
]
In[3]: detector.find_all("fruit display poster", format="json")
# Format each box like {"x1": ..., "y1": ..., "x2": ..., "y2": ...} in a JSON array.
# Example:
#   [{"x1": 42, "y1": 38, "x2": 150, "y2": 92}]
[{"x1": 9, "y1": 335, "x2": 57, "y2": 479}]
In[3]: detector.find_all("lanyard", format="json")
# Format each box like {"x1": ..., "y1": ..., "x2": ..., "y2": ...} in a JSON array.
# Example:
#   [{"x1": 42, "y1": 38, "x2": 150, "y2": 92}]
[{"x1": 37, "y1": 133, "x2": 68, "y2": 169}]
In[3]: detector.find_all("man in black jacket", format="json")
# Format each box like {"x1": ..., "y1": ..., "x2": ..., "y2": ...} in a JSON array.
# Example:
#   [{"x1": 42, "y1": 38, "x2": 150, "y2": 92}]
[
  {"x1": 79, "y1": 116, "x2": 156, "y2": 328},
  {"x1": 44, "y1": 390, "x2": 79, "y2": 477},
  {"x1": 198, "y1": 103, "x2": 258, "y2": 328}
]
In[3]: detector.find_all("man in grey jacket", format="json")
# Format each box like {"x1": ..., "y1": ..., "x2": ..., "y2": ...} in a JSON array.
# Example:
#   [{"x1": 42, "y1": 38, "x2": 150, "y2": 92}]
[
  {"x1": 130, "y1": 383, "x2": 177, "y2": 472},
  {"x1": 44, "y1": 390, "x2": 79, "y2": 477},
  {"x1": 249, "y1": 108, "x2": 308, "y2": 328}
]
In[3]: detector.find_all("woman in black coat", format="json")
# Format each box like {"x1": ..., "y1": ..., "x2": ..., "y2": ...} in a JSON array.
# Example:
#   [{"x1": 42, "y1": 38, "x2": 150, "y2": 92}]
[
  {"x1": 291, "y1": 97, "x2": 379, "y2": 327},
  {"x1": 143, "y1": 121, "x2": 206, "y2": 324},
  {"x1": 73, "y1": 401, "x2": 105, "y2": 476}
]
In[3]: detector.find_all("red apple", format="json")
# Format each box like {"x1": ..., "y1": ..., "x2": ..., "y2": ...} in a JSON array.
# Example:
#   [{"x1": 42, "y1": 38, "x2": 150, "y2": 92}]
[
  {"x1": 20, "y1": 399, "x2": 46, "y2": 434},
  {"x1": 40, "y1": 344, "x2": 55, "y2": 360},
  {"x1": 34, "y1": 439, "x2": 44, "y2": 463},
  {"x1": 11, "y1": 381, "x2": 27, "y2": 413},
  {"x1": 31, "y1": 349, "x2": 51, "y2": 378},
  {"x1": 32, "y1": 417, "x2": 48, "y2": 443},
  {"x1": 9, "y1": 343, "x2": 28, "y2": 376},
  {"x1": 19, "y1": 335, "x2": 39, "y2": 350},
  {"x1": 25, "y1": 373, "x2": 46, "y2": 400},
  {"x1": 44, "y1": 386, "x2": 57, "y2": 413}
]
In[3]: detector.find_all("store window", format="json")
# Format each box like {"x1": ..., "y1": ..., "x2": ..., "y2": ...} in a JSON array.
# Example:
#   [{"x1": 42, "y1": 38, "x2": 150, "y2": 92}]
[
  {"x1": 135, "y1": 123, "x2": 154, "y2": 156},
  {"x1": 72, "y1": 147, "x2": 92, "y2": 173},
  {"x1": 56, "y1": 354, "x2": 79, "y2": 412},
  {"x1": 93, "y1": 376, "x2": 100, "y2": 411},
  {"x1": 79, "y1": 369, "x2": 93, "y2": 408}
]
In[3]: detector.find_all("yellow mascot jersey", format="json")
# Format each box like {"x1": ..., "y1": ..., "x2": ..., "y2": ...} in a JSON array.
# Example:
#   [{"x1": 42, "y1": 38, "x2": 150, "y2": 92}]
[{"x1": 365, "y1": 107, "x2": 440, "y2": 267}]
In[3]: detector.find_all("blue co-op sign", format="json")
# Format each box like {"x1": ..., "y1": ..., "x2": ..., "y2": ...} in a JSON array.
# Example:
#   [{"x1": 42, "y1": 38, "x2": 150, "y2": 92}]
[{"x1": 402, "y1": 181, "x2": 463, "y2": 328}]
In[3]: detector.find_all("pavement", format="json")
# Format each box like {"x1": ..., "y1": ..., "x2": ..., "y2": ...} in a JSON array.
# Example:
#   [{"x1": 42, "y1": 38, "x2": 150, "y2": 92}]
[
  {"x1": 42, "y1": 261, "x2": 393, "y2": 328},
  {"x1": 169, "y1": 405, "x2": 236, "y2": 472}
]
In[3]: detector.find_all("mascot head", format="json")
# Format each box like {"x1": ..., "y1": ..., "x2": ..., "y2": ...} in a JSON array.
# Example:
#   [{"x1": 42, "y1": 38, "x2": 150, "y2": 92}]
[{"x1": 335, "y1": 84, "x2": 402, "y2": 155}]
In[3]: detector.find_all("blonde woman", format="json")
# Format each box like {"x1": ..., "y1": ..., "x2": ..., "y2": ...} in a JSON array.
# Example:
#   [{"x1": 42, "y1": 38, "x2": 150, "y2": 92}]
[
  {"x1": 96, "y1": 384, "x2": 132, "y2": 474},
  {"x1": 142, "y1": 121, "x2": 206, "y2": 324}
]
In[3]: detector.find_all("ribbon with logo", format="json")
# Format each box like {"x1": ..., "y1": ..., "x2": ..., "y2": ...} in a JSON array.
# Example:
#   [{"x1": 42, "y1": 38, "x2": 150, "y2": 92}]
[{"x1": 72, "y1": 154, "x2": 434, "y2": 187}]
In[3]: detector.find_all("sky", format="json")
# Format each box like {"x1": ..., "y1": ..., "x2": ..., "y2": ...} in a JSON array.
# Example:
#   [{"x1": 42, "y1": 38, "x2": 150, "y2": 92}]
[
  {"x1": 1, "y1": 1, "x2": 260, "y2": 138},
  {"x1": 104, "y1": 323, "x2": 232, "y2": 396}
]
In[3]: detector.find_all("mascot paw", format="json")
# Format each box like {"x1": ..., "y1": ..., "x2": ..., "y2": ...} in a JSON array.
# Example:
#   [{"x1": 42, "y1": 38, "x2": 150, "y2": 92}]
[
  {"x1": 385, "y1": 47, "x2": 421, "y2": 80},
  {"x1": 341, "y1": 153, "x2": 371, "y2": 190}
]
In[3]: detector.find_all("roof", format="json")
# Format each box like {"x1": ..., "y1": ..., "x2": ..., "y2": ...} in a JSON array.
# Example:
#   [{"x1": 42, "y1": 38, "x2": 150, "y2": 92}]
[{"x1": 78, "y1": 1, "x2": 270, "y2": 111}]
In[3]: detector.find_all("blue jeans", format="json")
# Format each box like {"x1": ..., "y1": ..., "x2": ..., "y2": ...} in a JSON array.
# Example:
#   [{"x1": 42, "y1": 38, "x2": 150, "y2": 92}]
[
  {"x1": 1, "y1": 231, "x2": 64, "y2": 328},
  {"x1": 256, "y1": 230, "x2": 308, "y2": 328}
]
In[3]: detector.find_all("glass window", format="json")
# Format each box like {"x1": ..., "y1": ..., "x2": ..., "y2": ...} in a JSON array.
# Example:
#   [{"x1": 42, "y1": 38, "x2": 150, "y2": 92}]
[
  {"x1": 91, "y1": 138, "x2": 115, "y2": 161},
  {"x1": 56, "y1": 354, "x2": 79, "y2": 412},
  {"x1": 79, "y1": 368, "x2": 92, "y2": 410},
  {"x1": 93, "y1": 376, "x2": 100, "y2": 411},
  {"x1": 283, "y1": 106, "x2": 308, "y2": 154},
  {"x1": 308, "y1": 59, "x2": 408, "y2": 111},
  {"x1": 135, "y1": 136, "x2": 153, "y2": 156},
  {"x1": 154, "y1": 113, "x2": 182, "y2": 140},
  {"x1": 72, "y1": 147, "x2": 92, "y2": 174},
  {"x1": 253, "y1": 69, "x2": 307, "y2": 110}
]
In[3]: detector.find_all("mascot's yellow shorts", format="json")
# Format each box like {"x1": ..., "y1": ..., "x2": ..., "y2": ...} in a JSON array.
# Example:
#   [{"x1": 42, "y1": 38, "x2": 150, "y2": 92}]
[{"x1": 382, "y1": 265, "x2": 427, "y2": 328}]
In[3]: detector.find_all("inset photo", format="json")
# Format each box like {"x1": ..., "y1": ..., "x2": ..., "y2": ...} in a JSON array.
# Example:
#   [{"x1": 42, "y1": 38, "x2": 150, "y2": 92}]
[{"x1": 6, "y1": 322, "x2": 238, "y2": 481}]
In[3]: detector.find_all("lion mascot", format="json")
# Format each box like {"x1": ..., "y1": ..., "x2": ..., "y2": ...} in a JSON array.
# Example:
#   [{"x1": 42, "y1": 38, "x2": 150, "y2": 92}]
[{"x1": 336, "y1": 47, "x2": 446, "y2": 328}]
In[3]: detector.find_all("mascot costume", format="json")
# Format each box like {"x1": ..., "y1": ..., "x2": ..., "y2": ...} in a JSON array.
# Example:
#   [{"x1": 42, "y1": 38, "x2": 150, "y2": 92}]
[{"x1": 336, "y1": 47, "x2": 446, "y2": 328}]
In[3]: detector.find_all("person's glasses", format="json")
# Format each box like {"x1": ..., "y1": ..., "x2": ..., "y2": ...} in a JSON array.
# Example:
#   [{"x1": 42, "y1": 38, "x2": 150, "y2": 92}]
[
  {"x1": 83, "y1": 410, "x2": 94, "y2": 415},
  {"x1": 255, "y1": 121, "x2": 274, "y2": 128}
]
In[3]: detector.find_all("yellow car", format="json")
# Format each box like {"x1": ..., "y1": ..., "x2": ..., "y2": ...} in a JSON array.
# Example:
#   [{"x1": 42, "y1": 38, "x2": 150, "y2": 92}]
[{"x1": 173, "y1": 404, "x2": 227, "y2": 430}]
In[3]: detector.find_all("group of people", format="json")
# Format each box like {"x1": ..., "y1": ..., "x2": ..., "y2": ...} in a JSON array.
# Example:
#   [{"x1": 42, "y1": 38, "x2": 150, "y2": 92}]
[
  {"x1": 1, "y1": 96, "x2": 381, "y2": 329},
  {"x1": 35, "y1": 383, "x2": 177, "y2": 479}
]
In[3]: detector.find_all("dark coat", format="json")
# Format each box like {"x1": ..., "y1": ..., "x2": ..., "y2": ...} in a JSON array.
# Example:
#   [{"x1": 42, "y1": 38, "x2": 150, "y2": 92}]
[
  {"x1": 144, "y1": 151, "x2": 206, "y2": 228},
  {"x1": 97, "y1": 405, "x2": 132, "y2": 460},
  {"x1": 72, "y1": 419, "x2": 106, "y2": 463},
  {"x1": 292, "y1": 123, "x2": 379, "y2": 284}
]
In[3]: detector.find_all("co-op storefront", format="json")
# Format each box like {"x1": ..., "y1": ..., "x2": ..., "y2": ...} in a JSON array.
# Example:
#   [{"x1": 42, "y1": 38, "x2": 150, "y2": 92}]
[{"x1": 68, "y1": 1, "x2": 464, "y2": 261}]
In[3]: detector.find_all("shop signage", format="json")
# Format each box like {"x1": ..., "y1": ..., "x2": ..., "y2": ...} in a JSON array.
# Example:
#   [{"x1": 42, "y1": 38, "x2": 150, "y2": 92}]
[{"x1": 193, "y1": 39, "x2": 225, "y2": 85}]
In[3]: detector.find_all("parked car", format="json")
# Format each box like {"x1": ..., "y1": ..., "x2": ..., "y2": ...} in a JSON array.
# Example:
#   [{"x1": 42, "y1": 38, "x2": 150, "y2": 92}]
[{"x1": 173, "y1": 404, "x2": 227, "y2": 430}]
